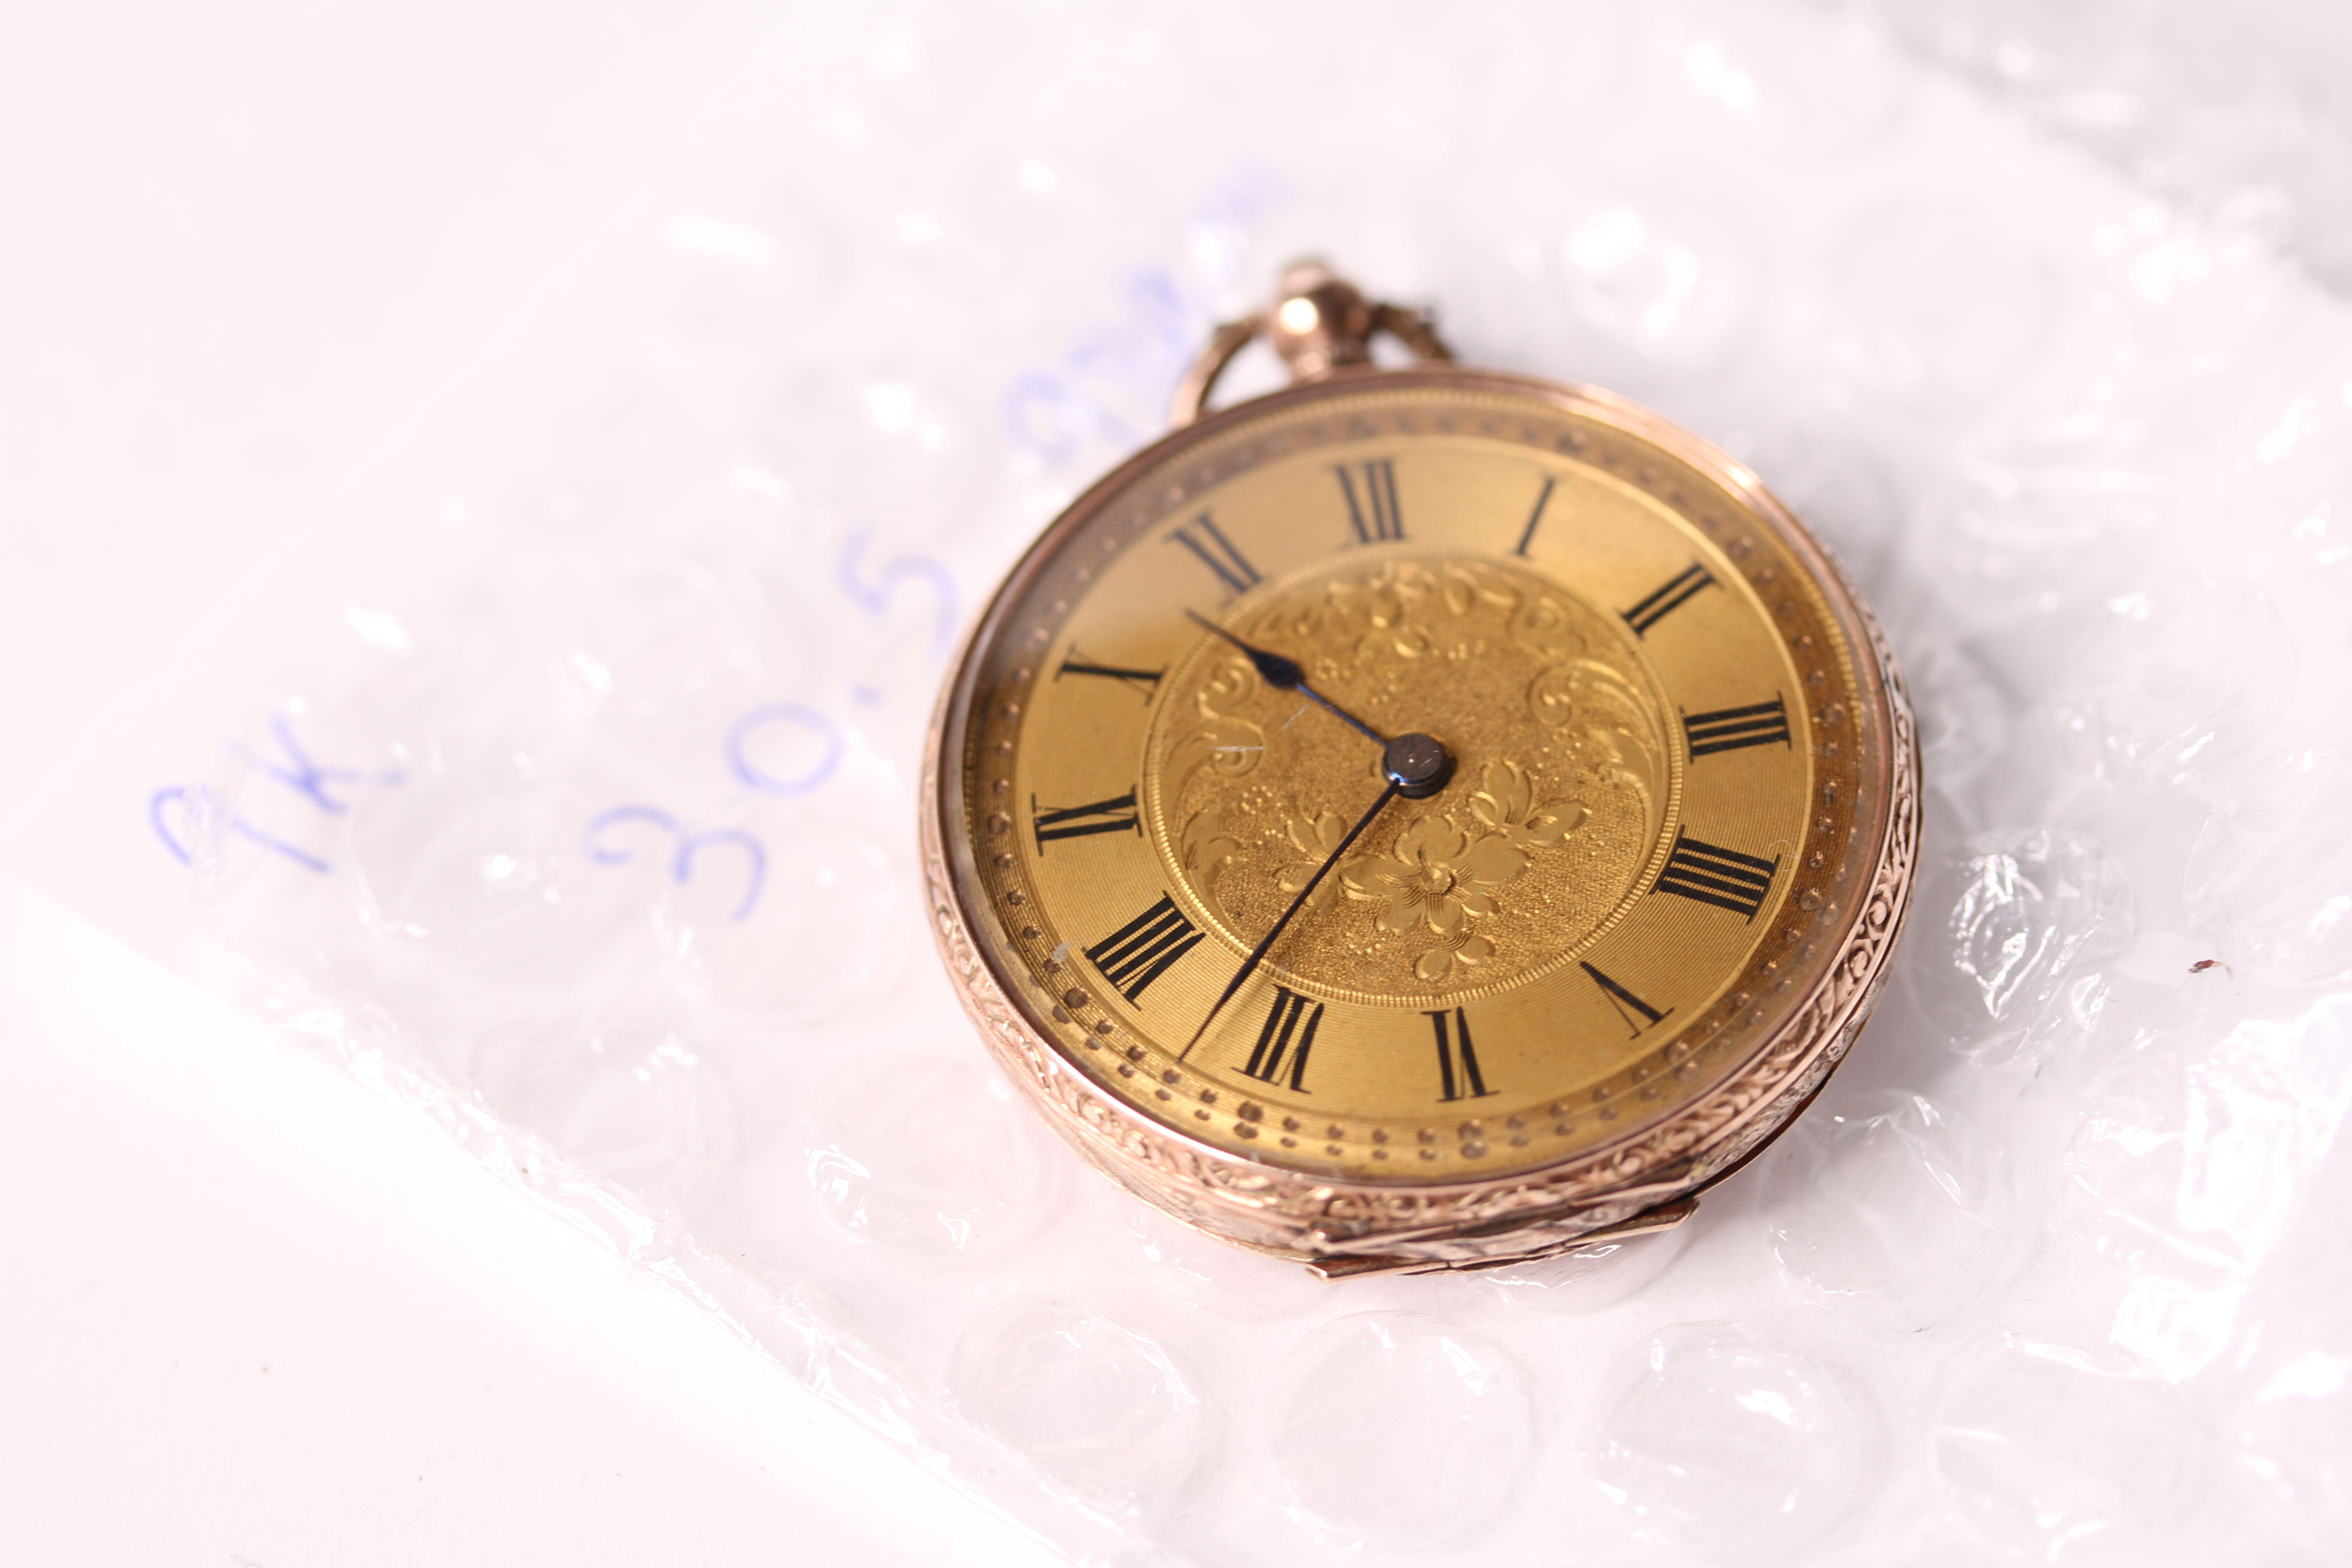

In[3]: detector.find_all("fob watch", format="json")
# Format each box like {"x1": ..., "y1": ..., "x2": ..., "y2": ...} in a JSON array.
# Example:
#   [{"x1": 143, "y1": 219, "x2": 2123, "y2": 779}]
[{"x1": 921, "y1": 263, "x2": 1918, "y2": 1277}]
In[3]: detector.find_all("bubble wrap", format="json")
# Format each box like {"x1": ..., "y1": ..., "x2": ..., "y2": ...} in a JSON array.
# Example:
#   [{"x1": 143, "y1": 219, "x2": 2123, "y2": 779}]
[{"x1": 20, "y1": 1, "x2": 2352, "y2": 1562}]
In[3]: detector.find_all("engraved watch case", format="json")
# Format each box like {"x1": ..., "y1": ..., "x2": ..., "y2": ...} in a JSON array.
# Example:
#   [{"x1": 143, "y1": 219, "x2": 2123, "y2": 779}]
[{"x1": 921, "y1": 265, "x2": 1919, "y2": 1277}]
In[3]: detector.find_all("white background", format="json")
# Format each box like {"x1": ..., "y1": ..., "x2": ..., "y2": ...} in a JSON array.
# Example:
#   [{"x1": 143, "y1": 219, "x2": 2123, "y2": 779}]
[{"x1": 0, "y1": 5, "x2": 1055, "y2": 1563}]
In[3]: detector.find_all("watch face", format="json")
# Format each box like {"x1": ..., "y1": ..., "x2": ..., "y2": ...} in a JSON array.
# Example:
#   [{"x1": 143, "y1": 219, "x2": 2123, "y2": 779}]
[{"x1": 940, "y1": 371, "x2": 1890, "y2": 1187}]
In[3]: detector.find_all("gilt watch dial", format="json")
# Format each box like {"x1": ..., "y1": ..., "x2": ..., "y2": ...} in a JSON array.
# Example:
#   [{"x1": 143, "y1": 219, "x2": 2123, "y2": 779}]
[{"x1": 943, "y1": 374, "x2": 1880, "y2": 1184}]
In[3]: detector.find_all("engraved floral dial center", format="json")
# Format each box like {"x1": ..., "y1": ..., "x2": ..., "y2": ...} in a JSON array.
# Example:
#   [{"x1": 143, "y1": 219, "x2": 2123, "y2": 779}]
[{"x1": 1142, "y1": 551, "x2": 1678, "y2": 998}]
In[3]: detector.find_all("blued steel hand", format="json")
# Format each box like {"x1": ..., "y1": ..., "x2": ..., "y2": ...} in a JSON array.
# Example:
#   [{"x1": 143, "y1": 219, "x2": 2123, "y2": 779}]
[
  {"x1": 1184, "y1": 608, "x2": 1388, "y2": 747},
  {"x1": 1179, "y1": 729, "x2": 1455, "y2": 1059},
  {"x1": 1181, "y1": 777, "x2": 1401, "y2": 1059}
]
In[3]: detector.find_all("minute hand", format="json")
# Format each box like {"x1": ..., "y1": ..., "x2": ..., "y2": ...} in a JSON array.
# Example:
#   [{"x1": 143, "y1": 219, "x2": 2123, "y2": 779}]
[
  {"x1": 1184, "y1": 609, "x2": 1388, "y2": 747},
  {"x1": 1178, "y1": 723, "x2": 1455, "y2": 1058},
  {"x1": 1181, "y1": 777, "x2": 1401, "y2": 1059}
]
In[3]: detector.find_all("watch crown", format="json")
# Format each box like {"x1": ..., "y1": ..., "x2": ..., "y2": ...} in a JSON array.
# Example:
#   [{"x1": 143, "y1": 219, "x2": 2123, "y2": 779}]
[
  {"x1": 1170, "y1": 260, "x2": 1455, "y2": 426},
  {"x1": 1270, "y1": 260, "x2": 1377, "y2": 380}
]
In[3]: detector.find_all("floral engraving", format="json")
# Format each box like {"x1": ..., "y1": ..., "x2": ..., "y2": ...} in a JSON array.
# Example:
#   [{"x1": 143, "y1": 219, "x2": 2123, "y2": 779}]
[
  {"x1": 1178, "y1": 802, "x2": 1240, "y2": 889},
  {"x1": 1336, "y1": 760, "x2": 1584, "y2": 980},
  {"x1": 1471, "y1": 759, "x2": 1583, "y2": 850},
  {"x1": 1144, "y1": 554, "x2": 1672, "y2": 995},
  {"x1": 1275, "y1": 809, "x2": 1349, "y2": 914},
  {"x1": 1163, "y1": 655, "x2": 1266, "y2": 919}
]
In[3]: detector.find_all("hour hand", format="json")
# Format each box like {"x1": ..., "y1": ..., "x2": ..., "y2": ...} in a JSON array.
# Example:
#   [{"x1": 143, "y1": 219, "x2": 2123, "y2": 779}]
[{"x1": 1184, "y1": 609, "x2": 1388, "y2": 747}]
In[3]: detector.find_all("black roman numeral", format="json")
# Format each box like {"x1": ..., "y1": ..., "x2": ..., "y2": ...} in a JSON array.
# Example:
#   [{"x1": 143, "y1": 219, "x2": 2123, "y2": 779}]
[
  {"x1": 1581, "y1": 961, "x2": 1670, "y2": 1039},
  {"x1": 1513, "y1": 475, "x2": 1556, "y2": 557},
  {"x1": 1428, "y1": 1007, "x2": 1493, "y2": 1102},
  {"x1": 1684, "y1": 696, "x2": 1791, "y2": 758},
  {"x1": 1030, "y1": 790, "x2": 1139, "y2": 853},
  {"x1": 1085, "y1": 893, "x2": 1205, "y2": 1003},
  {"x1": 1168, "y1": 512, "x2": 1261, "y2": 598},
  {"x1": 1622, "y1": 563, "x2": 1717, "y2": 636},
  {"x1": 1335, "y1": 460, "x2": 1404, "y2": 543},
  {"x1": 1242, "y1": 986, "x2": 1323, "y2": 1092},
  {"x1": 1056, "y1": 648, "x2": 1164, "y2": 701},
  {"x1": 1654, "y1": 831, "x2": 1780, "y2": 921}
]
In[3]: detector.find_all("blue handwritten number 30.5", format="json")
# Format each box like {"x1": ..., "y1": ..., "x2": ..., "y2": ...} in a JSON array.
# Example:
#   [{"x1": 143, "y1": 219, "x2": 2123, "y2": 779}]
[
  {"x1": 151, "y1": 536, "x2": 956, "y2": 933},
  {"x1": 580, "y1": 529, "x2": 957, "y2": 921}
]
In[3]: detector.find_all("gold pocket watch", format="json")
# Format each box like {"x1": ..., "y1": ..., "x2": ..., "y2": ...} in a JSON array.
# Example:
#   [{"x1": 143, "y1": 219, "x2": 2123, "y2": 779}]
[{"x1": 921, "y1": 263, "x2": 1918, "y2": 1277}]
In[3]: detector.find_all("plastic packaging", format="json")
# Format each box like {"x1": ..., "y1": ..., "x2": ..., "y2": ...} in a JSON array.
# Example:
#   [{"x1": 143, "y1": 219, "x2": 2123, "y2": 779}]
[{"x1": 19, "y1": 1, "x2": 2352, "y2": 1561}]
